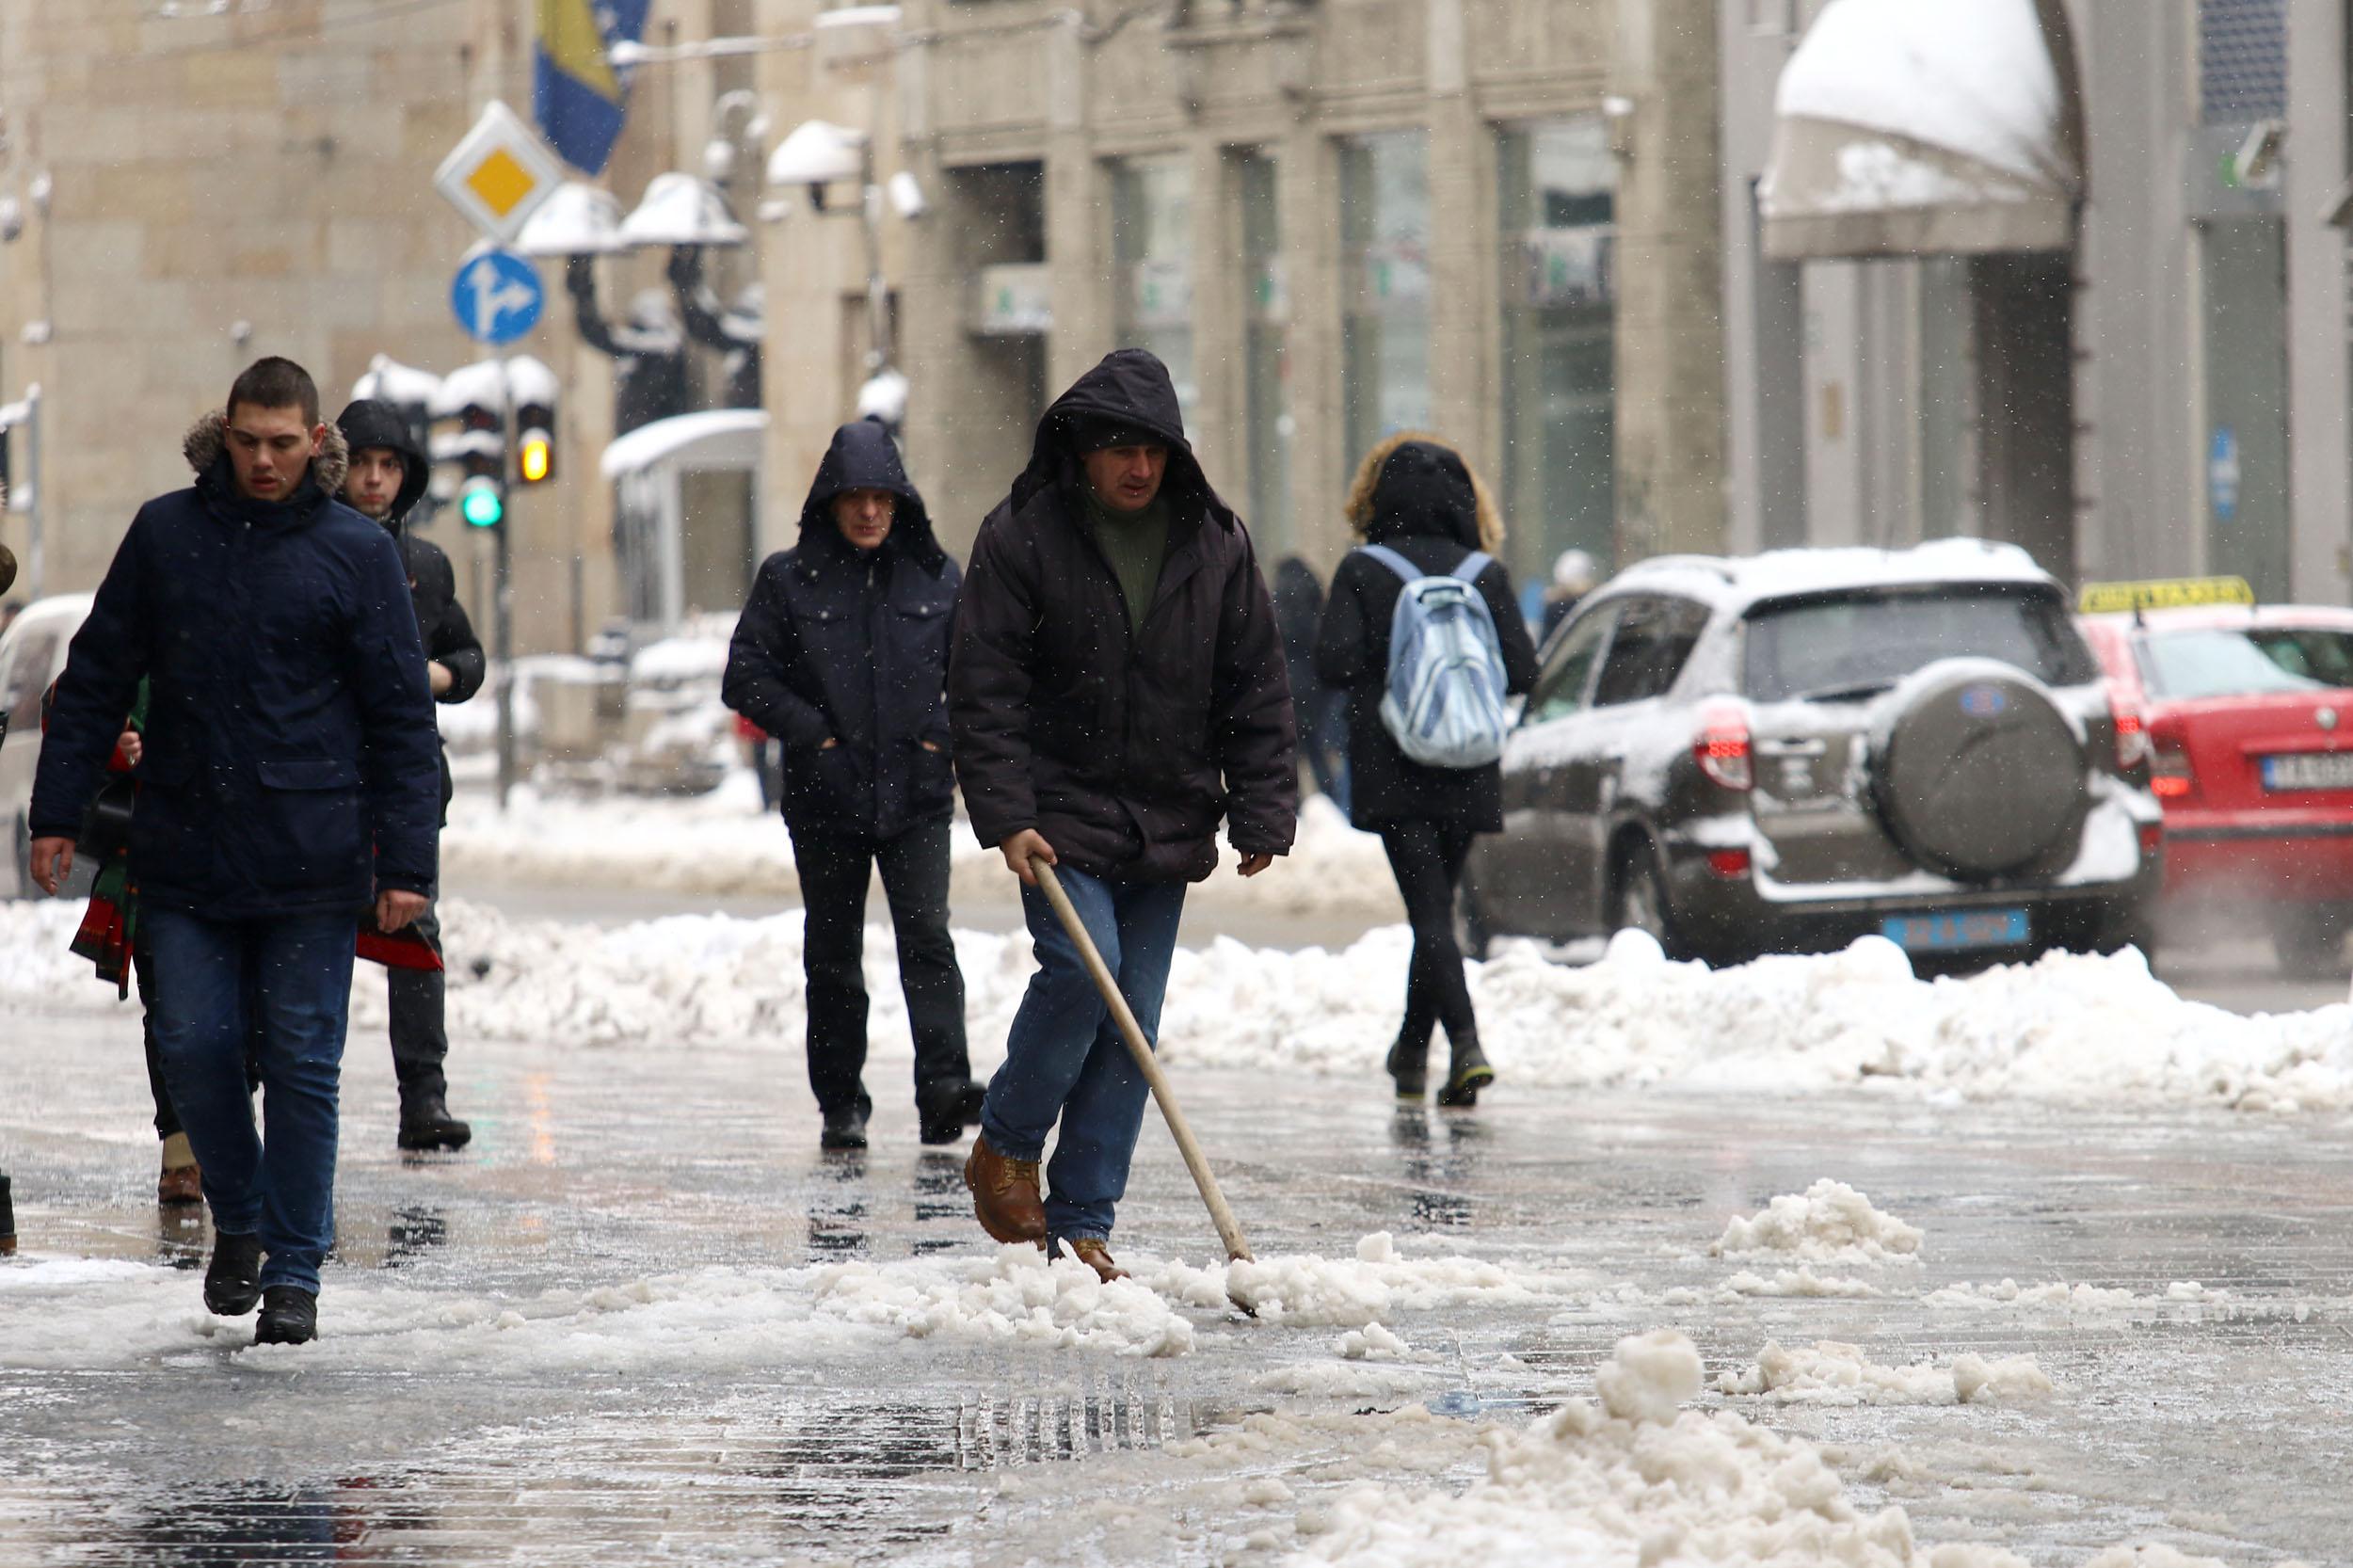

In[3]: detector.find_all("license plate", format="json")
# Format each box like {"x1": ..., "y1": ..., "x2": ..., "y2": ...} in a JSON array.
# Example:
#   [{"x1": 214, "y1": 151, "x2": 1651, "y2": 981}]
[
  {"x1": 2261, "y1": 752, "x2": 2353, "y2": 792},
  {"x1": 1880, "y1": 909, "x2": 2030, "y2": 952}
]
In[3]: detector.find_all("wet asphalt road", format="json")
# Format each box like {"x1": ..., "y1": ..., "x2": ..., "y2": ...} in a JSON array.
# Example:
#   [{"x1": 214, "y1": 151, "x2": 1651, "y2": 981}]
[{"x1": 6, "y1": 970, "x2": 2353, "y2": 1566}]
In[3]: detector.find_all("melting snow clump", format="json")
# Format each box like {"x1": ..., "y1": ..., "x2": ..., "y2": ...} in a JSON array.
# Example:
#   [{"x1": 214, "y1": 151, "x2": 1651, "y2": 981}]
[
  {"x1": 1718, "y1": 1339, "x2": 2054, "y2": 1406},
  {"x1": 1714, "y1": 1177, "x2": 1926, "y2": 1263}
]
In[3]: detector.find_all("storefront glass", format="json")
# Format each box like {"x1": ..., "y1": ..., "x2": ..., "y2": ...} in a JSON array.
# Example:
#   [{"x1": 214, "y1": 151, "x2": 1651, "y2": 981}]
[
  {"x1": 1497, "y1": 120, "x2": 1615, "y2": 582},
  {"x1": 1236, "y1": 151, "x2": 1293, "y2": 556},
  {"x1": 1111, "y1": 155, "x2": 1197, "y2": 432},
  {"x1": 1340, "y1": 132, "x2": 1433, "y2": 472}
]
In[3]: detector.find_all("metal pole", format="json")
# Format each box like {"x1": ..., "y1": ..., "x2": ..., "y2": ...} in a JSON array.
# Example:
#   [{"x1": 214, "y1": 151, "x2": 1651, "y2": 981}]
[{"x1": 494, "y1": 357, "x2": 516, "y2": 810}]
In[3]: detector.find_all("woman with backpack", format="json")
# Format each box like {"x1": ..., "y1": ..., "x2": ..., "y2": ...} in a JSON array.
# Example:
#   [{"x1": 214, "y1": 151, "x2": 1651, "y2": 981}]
[{"x1": 1314, "y1": 435, "x2": 1539, "y2": 1108}]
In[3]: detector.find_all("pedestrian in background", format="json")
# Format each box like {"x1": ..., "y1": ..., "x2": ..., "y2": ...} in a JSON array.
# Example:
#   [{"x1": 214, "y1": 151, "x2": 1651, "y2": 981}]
[
  {"x1": 950, "y1": 347, "x2": 1296, "y2": 1282},
  {"x1": 30, "y1": 357, "x2": 440, "y2": 1346},
  {"x1": 723, "y1": 418, "x2": 984, "y2": 1152},
  {"x1": 1316, "y1": 434, "x2": 1538, "y2": 1108},
  {"x1": 1541, "y1": 548, "x2": 1598, "y2": 644},
  {"x1": 1273, "y1": 555, "x2": 1350, "y2": 814},
  {"x1": 337, "y1": 398, "x2": 481, "y2": 1153}
]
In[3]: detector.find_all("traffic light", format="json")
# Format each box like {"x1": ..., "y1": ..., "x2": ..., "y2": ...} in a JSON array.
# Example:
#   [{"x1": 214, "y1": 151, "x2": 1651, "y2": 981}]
[
  {"x1": 509, "y1": 357, "x2": 559, "y2": 488},
  {"x1": 516, "y1": 405, "x2": 553, "y2": 486},
  {"x1": 458, "y1": 476, "x2": 504, "y2": 529}
]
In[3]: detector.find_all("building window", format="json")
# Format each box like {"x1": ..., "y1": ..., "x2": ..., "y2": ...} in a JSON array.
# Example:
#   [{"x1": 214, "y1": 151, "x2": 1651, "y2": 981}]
[
  {"x1": 1111, "y1": 155, "x2": 1197, "y2": 431},
  {"x1": 1497, "y1": 119, "x2": 1616, "y2": 580},
  {"x1": 1235, "y1": 150, "x2": 1293, "y2": 556},
  {"x1": 1339, "y1": 131, "x2": 1432, "y2": 471},
  {"x1": 2200, "y1": 0, "x2": 2287, "y2": 123}
]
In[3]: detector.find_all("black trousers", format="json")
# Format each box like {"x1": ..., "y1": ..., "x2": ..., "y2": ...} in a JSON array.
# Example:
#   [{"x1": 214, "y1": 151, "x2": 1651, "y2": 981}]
[
  {"x1": 788, "y1": 814, "x2": 970, "y2": 1117},
  {"x1": 387, "y1": 900, "x2": 449, "y2": 1101},
  {"x1": 1376, "y1": 819, "x2": 1480, "y2": 1059}
]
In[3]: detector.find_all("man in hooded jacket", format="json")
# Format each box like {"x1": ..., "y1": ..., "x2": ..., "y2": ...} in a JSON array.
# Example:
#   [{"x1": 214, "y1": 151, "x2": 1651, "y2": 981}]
[
  {"x1": 723, "y1": 418, "x2": 985, "y2": 1151},
  {"x1": 336, "y1": 398, "x2": 485, "y2": 1152},
  {"x1": 950, "y1": 348, "x2": 1296, "y2": 1282},
  {"x1": 31, "y1": 357, "x2": 440, "y2": 1346}
]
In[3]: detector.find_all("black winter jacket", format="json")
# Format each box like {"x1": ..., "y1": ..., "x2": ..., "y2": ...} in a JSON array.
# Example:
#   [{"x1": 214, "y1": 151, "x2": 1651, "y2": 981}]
[
  {"x1": 30, "y1": 414, "x2": 440, "y2": 917},
  {"x1": 1314, "y1": 440, "x2": 1539, "y2": 832},
  {"x1": 949, "y1": 349, "x2": 1297, "y2": 883},
  {"x1": 723, "y1": 420, "x2": 959, "y2": 840},
  {"x1": 338, "y1": 399, "x2": 486, "y2": 825}
]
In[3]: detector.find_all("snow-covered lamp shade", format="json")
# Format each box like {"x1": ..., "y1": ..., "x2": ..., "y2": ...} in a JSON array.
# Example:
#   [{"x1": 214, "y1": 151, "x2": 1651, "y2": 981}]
[
  {"x1": 515, "y1": 183, "x2": 629, "y2": 258},
  {"x1": 618, "y1": 174, "x2": 750, "y2": 249},
  {"x1": 766, "y1": 120, "x2": 867, "y2": 189},
  {"x1": 1759, "y1": 0, "x2": 2085, "y2": 260}
]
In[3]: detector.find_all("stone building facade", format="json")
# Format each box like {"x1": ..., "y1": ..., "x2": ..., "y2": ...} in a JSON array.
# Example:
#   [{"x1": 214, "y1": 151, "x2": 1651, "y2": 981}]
[
  {"x1": 887, "y1": 0, "x2": 1728, "y2": 584},
  {"x1": 0, "y1": 0, "x2": 767, "y2": 650}
]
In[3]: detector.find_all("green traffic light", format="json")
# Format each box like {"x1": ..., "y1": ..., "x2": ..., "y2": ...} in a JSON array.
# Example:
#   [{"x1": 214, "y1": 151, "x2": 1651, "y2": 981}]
[{"x1": 460, "y1": 481, "x2": 504, "y2": 528}]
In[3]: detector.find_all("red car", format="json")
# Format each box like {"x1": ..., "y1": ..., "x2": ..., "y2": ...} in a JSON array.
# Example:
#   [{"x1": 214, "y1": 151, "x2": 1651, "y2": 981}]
[{"x1": 2078, "y1": 579, "x2": 2353, "y2": 973}]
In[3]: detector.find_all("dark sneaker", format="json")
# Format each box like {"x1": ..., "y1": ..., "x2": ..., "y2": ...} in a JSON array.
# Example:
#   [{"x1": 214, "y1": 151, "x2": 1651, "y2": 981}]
[
  {"x1": 1436, "y1": 1041, "x2": 1495, "y2": 1109},
  {"x1": 821, "y1": 1105, "x2": 870, "y2": 1151},
  {"x1": 1385, "y1": 1037, "x2": 1428, "y2": 1103},
  {"x1": 202, "y1": 1231, "x2": 264, "y2": 1316},
  {"x1": 253, "y1": 1286, "x2": 317, "y2": 1346},
  {"x1": 397, "y1": 1093, "x2": 472, "y2": 1152},
  {"x1": 964, "y1": 1134, "x2": 1046, "y2": 1243}
]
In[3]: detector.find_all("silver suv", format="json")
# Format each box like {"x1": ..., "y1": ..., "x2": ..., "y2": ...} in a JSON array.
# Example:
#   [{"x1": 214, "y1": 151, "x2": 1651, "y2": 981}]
[{"x1": 1460, "y1": 541, "x2": 2163, "y2": 967}]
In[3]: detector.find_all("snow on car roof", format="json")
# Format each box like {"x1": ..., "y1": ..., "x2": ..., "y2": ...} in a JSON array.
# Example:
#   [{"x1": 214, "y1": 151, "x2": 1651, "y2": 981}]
[{"x1": 1612, "y1": 537, "x2": 2054, "y2": 611}]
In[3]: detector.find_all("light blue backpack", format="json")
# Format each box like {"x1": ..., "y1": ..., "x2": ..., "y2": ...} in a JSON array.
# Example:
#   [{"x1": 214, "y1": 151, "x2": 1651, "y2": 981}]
[{"x1": 1359, "y1": 543, "x2": 1511, "y2": 770}]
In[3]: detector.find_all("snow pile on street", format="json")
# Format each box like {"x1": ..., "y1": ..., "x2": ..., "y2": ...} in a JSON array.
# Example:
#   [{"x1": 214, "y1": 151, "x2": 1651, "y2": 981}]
[
  {"x1": 1290, "y1": 1329, "x2": 1932, "y2": 1566},
  {"x1": 1147, "y1": 1233, "x2": 1561, "y2": 1328},
  {"x1": 0, "y1": 1248, "x2": 1195, "y2": 1370},
  {"x1": 1717, "y1": 1338, "x2": 2053, "y2": 1407},
  {"x1": 1712, "y1": 1179, "x2": 1925, "y2": 1263},
  {"x1": 437, "y1": 783, "x2": 1400, "y2": 915},
  {"x1": 11, "y1": 897, "x2": 2353, "y2": 1113},
  {"x1": 813, "y1": 1244, "x2": 1195, "y2": 1357}
]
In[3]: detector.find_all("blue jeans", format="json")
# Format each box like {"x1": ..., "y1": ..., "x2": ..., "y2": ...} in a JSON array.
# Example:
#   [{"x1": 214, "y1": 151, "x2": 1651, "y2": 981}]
[
  {"x1": 981, "y1": 867, "x2": 1186, "y2": 1247},
  {"x1": 145, "y1": 908, "x2": 358, "y2": 1294}
]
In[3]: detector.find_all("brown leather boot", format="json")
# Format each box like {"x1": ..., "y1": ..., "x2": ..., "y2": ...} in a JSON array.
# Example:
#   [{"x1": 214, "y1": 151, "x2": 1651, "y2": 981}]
[
  {"x1": 1065, "y1": 1238, "x2": 1128, "y2": 1283},
  {"x1": 964, "y1": 1135, "x2": 1046, "y2": 1243},
  {"x1": 157, "y1": 1134, "x2": 203, "y2": 1206}
]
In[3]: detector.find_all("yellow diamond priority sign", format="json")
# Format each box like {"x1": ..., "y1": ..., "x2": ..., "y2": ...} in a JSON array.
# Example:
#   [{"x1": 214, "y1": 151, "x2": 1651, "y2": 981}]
[{"x1": 435, "y1": 102, "x2": 565, "y2": 244}]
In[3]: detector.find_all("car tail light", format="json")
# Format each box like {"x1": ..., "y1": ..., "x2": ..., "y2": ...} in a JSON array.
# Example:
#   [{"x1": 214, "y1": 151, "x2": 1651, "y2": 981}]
[
  {"x1": 1694, "y1": 703, "x2": 1753, "y2": 792},
  {"x1": 2111, "y1": 703, "x2": 2150, "y2": 772},
  {"x1": 2149, "y1": 731, "x2": 2195, "y2": 800},
  {"x1": 1705, "y1": 847, "x2": 1753, "y2": 878}
]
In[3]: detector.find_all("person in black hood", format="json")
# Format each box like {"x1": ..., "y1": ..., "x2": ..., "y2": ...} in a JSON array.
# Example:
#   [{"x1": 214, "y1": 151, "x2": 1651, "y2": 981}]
[
  {"x1": 949, "y1": 348, "x2": 1296, "y2": 1283},
  {"x1": 724, "y1": 418, "x2": 984, "y2": 1152},
  {"x1": 336, "y1": 397, "x2": 485, "y2": 1154},
  {"x1": 1316, "y1": 433, "x2": 1538, "y2": 1109}
]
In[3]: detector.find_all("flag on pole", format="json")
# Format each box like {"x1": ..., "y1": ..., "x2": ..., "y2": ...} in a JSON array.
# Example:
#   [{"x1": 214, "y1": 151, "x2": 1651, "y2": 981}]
[{"x1": 534, "y1": 0, "x2": 650, "y2": 175}]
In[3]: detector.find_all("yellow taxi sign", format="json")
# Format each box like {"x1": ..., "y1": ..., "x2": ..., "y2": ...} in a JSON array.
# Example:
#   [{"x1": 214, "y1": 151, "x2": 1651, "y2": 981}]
[{"x1": 2077, "y1": 576, "x2": 2256, "y2": 615}]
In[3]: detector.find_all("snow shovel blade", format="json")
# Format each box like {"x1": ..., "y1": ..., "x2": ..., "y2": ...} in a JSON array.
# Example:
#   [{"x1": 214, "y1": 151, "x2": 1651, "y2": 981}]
[{"x1": 1030, "y1": 857, "x2": 1258, "y2": 1313}]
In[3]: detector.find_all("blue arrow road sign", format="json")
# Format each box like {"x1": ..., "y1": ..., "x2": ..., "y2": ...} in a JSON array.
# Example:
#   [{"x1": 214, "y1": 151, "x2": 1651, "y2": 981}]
[{"x1": 452, "y1": 249, "x2": 544, "y2": 345}]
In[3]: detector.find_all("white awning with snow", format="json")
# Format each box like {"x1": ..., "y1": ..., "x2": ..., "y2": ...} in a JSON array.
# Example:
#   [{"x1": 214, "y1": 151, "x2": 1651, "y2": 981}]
[
  {"x1": 599, "y1": 409, "x2": 769, "y2": 481},
  {"x1": 1760, "y1": 0, "x2": 2084, "y2": 261}
]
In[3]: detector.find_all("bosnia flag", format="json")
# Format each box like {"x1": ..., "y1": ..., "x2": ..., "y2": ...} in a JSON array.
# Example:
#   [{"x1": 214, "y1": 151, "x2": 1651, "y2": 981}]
[{"x1": 535, "y1": 0, "x2": 650, "y2": 175}]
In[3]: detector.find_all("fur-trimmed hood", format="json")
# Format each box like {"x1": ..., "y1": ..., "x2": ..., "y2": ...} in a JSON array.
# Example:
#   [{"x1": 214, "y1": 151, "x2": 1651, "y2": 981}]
[
  {"x1": 183, "y1": 409, "x2": 350, "y2": 502},
  {"x1": 1343, "y1": 430, "x2": 1503, "y2": 556}
]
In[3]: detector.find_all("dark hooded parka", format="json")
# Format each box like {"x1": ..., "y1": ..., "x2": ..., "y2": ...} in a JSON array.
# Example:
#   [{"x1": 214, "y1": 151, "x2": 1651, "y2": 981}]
[
  {"x1": 724, "y1": 419, "x2": 960, "y2": 840},
  {"x1": 30, "y1": 412, "x2": 440, "y2": 919},
  {"x1": 335, "y1": 399, "x2": 486, "y2": 824},
  {"x1": 1313, "y1": 438, "x2": 1540, "y2": 832},
  {"x1": 949, "y1": 348, "x2": 1298, "y2": 884}
]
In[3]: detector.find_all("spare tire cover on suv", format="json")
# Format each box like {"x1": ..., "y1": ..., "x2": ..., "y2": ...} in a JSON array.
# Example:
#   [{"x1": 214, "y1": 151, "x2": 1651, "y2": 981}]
[{"x1": 1869, "y1": 657, "x2": 2087, "y2": 880}]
